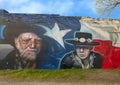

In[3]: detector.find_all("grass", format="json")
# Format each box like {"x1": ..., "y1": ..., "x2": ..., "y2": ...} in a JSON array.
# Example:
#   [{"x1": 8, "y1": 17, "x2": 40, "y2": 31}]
[{"x1": 0, "y1": 69, "x2": 120, "y2": 83}]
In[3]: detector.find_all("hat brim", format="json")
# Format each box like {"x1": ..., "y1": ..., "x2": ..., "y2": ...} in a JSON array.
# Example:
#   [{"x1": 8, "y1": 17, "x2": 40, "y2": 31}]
[{"x1": 65, "y1": 40, "x2": 100, "y2": 46}]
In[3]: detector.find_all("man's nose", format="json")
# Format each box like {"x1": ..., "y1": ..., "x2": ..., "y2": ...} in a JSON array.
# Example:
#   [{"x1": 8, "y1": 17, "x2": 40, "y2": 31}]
[
  {"x1": 80, "y1": 48, "x2": 84, "y2": 52},
  {"x1": 29, "y1": 40, "x2": 36, "y2": 48}
]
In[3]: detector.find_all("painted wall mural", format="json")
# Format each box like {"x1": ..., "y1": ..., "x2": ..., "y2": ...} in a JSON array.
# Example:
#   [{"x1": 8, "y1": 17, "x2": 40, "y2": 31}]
[{"x1": 0, "y1": 12, "x2": 120, "y2": 70}]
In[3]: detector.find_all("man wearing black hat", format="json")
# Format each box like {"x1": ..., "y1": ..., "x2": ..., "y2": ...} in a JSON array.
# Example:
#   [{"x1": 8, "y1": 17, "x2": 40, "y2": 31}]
[
  {"x1": 0, "y1": 22, "x2": 44, "y2": 69},
  {"x1": 60, "y1": 32, "x2": 104, "y2": 69}
]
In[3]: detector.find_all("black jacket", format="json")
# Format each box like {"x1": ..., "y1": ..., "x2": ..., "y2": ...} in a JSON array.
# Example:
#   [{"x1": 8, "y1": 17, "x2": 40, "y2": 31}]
[
  {"x1": 60, "y1": 51, "x2": 104, "y2": 69},
  {"x1": 0, "y1": 50, "x2": 43, "y2": 69}
]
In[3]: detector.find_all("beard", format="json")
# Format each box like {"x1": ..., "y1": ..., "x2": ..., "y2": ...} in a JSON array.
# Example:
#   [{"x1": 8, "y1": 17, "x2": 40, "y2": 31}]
[{"x1": 19, "y1": 47, "x2": 39, "y2": 61}]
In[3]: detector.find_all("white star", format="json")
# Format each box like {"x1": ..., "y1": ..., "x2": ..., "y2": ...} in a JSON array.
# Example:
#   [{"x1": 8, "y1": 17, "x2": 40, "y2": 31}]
[{"x1": 36, "y1": 23, "x2": 71, "y2": 48}]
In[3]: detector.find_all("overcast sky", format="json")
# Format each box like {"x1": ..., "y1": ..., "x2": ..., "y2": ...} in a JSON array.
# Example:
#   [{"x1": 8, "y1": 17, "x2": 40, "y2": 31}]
[{"x1": 0, "y1": 0, "x2": 120, "y2": 19}]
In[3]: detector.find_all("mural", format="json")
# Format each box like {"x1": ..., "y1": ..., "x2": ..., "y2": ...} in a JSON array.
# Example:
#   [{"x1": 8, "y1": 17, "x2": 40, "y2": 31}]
[{"x1": 0, "y1": 14, "x2": 120, "y2": 70}]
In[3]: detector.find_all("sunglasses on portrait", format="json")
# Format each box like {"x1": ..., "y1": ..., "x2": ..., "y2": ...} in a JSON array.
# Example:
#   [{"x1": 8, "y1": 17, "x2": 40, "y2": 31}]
[{"x1": 75, "y1": 45, "x2": 93, "y2": 49}]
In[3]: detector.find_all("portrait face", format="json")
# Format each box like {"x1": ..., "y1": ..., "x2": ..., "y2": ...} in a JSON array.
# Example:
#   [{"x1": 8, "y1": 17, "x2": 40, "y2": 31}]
[
  {"x1": 76, "y1": 45, "x2": 93, "y2": 59},
  {"x1": 14, "y1": 32, "x2": 42, "y2": 60}
]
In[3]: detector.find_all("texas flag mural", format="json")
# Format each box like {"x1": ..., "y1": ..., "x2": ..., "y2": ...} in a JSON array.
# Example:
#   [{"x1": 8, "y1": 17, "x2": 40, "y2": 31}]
[{"x1": 0, "y1": 14, "x2": 120, "y2": 70}]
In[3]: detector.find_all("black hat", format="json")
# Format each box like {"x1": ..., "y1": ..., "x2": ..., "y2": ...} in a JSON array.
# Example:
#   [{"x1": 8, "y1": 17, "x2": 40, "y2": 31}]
[
  {"x1": 65, "y1": 32, "x2": 99, "y2": 46},
  {"x1": 3, "y1": 22, "x2": 41, "y2": 46}
]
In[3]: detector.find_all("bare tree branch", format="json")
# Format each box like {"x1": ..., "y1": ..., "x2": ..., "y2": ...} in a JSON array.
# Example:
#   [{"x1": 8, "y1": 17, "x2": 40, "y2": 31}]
[{"x1": 94, "y1": 0, "x2": 120, "y2": 15}]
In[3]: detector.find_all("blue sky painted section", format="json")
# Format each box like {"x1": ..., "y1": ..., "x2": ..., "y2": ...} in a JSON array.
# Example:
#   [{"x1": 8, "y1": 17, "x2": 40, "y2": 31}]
[{"x1": 0, "y1": 0, "x2": 119, "y2": 19}]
